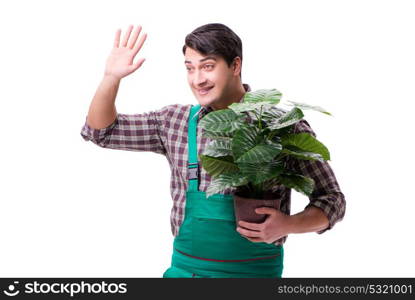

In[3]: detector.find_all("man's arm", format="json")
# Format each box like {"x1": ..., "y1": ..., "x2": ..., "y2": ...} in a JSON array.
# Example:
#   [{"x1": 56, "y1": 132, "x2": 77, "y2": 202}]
[
  {"x1": 81, "y1": 108, "x2": 168, "y2": 155},
  {"x1": 86, "y1": 75, "x2": 119, "y2": 130},
  {"x1": 81, "y1": 24, "x2": 169, "y2": 154},
  {"x1": 86, "y1": 25, "x2": 147, "y2": 130},
  {"x1": 287, "y1": 206, "x2": 330, "y2": 234},
  {"x1": 237, "y1": 205, "x2": 331, "y2": 243},
  {"x1": 287, "y1": 119, "x2": 346, "y2": 234}
]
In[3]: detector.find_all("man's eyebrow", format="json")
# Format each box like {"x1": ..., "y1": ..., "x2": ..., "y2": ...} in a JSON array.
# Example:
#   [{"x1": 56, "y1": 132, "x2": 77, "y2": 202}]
[
  {"x1": 200, "y1": 56, "x2": 217, "y2": 62},
  {"x1": 184, "y1": 56, "x2": 217, "y2": 64}
]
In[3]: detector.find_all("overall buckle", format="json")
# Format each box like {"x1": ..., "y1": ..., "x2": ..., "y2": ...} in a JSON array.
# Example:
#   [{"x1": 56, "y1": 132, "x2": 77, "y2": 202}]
[{"x1": 188, "y1": 163, "x2": 199, "y2": 180}]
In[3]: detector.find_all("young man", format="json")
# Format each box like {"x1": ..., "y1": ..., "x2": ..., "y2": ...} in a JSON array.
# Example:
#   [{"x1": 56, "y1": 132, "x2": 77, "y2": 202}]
[{"x1": 81, "y1": 23, "x2": 346, "y2": 278}]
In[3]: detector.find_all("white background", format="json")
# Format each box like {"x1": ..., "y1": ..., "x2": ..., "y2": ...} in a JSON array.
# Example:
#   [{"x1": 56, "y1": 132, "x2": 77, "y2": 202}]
[{"x1": 1, "y1": 0, "x2": 414, "y2": 277}]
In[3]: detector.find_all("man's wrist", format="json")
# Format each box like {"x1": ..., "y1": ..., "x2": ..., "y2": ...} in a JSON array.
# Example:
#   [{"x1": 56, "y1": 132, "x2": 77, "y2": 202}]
[
  {"x1": 286, "y1": 214, "x2": 300, "y2": 235},
  {"x1": 103, "y1": 74, "x2": 121, "y2": 85}
]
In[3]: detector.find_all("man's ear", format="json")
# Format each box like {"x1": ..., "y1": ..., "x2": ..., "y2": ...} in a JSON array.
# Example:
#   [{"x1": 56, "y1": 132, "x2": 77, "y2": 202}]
[{"x1": 232, "y1": 56, "x2": 242, "y2": 76}]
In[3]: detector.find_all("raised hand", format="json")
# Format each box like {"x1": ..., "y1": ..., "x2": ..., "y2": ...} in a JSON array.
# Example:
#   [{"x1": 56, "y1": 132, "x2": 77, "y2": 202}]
[{"x1": 104, "y1": 25, "x2": 147, "y2": 80}]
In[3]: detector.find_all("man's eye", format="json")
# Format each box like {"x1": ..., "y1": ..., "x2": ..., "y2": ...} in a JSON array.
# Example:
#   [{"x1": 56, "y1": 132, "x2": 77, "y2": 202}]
[{"x1": 204, "y1": 64, "x2": 214, "y2": 70}]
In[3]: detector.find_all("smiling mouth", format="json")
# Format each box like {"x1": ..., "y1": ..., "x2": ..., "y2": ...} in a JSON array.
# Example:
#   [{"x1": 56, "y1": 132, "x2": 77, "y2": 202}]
[{"x1": 197, "y1": 86, "x2": 213, "y2": 95}]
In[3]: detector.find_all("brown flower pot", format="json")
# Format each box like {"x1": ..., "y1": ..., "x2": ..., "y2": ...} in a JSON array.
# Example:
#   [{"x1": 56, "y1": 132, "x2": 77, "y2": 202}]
[{"x1": 233, "y1": 192, "x2": 281, "y2": 225}]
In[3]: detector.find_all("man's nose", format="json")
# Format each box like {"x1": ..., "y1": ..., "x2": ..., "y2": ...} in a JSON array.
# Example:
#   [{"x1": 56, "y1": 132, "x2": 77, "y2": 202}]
[{"x1": 193, "y1": 70, "x2": 207, "y2": 86}]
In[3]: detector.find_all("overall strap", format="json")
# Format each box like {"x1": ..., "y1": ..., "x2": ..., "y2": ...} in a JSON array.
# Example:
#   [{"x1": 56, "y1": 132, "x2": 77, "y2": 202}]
[{"x1": 187, "y1": 104, "x2": 201, "y2": 192}]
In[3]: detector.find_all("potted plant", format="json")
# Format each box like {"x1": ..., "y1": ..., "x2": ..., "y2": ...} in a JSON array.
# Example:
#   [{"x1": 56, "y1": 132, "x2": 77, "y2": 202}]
[{"x1": 199, "y1": 89, "x2": 331, "y2": 224}]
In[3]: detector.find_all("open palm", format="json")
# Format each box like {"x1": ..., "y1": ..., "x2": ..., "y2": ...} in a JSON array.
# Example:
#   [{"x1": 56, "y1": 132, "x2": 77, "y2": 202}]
[{"x1": 104, "y1": 25, "x2": 147, "y2": 80}]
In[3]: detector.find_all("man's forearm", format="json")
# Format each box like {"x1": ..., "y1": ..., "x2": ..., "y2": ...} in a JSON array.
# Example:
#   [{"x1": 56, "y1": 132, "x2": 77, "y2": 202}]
[
  {"x1": 86, "y1": 75, "x2": 120, "y2": 129},
  {"x1": 288, "y1": 206, "x2": 329, "y2": 234}
]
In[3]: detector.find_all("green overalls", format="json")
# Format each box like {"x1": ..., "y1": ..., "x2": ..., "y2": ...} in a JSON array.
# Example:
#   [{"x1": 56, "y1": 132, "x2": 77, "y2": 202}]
[{"x1": 163, "y1": 104, "x2": 284, "y2": 278}]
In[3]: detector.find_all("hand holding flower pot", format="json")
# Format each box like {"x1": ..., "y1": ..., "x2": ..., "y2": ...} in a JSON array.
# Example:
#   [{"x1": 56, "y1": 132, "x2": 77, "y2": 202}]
[{"x1": 233, "y1": 193, "x2": 281, "y2": 223}]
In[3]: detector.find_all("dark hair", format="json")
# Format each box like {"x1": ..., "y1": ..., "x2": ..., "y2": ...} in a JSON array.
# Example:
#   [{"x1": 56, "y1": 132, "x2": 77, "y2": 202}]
[{"x1": 182, "y1": 23, "x2": 243, "y2": 70}]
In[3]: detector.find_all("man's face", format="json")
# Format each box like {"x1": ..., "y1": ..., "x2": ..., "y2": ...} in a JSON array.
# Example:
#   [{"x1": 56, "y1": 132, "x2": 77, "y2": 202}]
[{"x1": 184, "y1": 47, "x2": 238, "y2": 109}]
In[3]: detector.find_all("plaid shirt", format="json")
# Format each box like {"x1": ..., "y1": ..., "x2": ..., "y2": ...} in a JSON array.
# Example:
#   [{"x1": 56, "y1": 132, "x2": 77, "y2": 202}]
[{"x1": 80, "y1": 84, "x2": 346, "y2": 245}]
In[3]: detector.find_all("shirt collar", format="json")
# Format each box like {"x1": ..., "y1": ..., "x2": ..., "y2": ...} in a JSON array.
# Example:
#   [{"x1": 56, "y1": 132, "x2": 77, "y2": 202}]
[{"x1": 197, "y1": 83, "x2": 251, "y2": 119}]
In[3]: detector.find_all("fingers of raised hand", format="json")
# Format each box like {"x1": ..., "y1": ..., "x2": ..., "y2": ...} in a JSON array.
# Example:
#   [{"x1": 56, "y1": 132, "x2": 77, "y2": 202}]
[
  {"x1": 113, "y1": 25, "x2": 146, "y2": 53},
  {"x1": 132, "y1": 31, "x2": 147, "y2": 55},
  {"x1": 121, "y1": 24, "x2": 134, "y2": 47},
  {"x1": 113, "y1": 28, "x2": 121, "y2": 48},
  {"x1": 127, "y1": 25, "x2": 143, "y2": 49}
]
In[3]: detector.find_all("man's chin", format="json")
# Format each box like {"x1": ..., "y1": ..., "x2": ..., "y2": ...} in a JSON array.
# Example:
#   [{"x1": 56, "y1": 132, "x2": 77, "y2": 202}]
[{"x1": 196, "y1": 97, "x2": 216, "y2": 107}]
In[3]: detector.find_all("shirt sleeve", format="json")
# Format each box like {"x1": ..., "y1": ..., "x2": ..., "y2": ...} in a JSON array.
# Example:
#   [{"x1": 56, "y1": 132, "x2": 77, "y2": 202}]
[
  {"x1": 80, "y1": 106, "x2": 170, "y2": 155},
  {"x1": 286, "y1": 119, "x2": 346, "y2": 234}
]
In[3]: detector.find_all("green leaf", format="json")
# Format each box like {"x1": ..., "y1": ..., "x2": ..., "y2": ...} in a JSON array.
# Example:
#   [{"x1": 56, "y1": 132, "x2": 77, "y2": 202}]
[
  {"x1": 243, "y1": 89, "x2": 283, "y2": 104},
  {"x1": 232, "y1": 125, "x2": 283, "y2": 163},
  {"x1": 267, "y1": 126, "x2": 294, "y2": 140},
  {"x1": 250, "y1": 107, "x2": 287, "y2": 122},
  {"x1": 238, "y1": 160, "x2": 284, "y2": 184},
  {"x1": 276, "y1": 173, "x2": 315, "y2": 196},
  {"x1": 228, "y1": 102, "x2": 275, "y2": 114},
  {"x1": 236, "y1": 144, "x2": 283, "y2": 163},
  {"x1": 286, "y1": 100, "x2": 332, "y2": 116},
  {"x1": 202, "y1": 139, "x2": 232, "y2": 157},
  {"x1": 232, "y1": 125, "x2": 260, "y2": 159},
  {"x1": 282, "y1": 147, "x2": 325, "y2": 162},
  {"x1": 199, "y1": 109, "x2": 244, "y2": 133},
  {"x1": 199, "y1": 155, "x2": 239, "y2": 177},
  {"x1": 201, "y1": 130, "x2": 233, "y2": 141},
  {"x1": 206, "y1": 173, "x2": 249, "y2": 198},
  {"x1": 268, "y1": 107, "x2": 304, "y2": 130},
  {"x1": 281, "y1": 133, "x2": 330, "y2": 160}
]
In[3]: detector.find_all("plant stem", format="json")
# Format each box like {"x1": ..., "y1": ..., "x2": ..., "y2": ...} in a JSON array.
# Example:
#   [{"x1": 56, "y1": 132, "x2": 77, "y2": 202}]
[
  {"x1": 258, "y1": 105, "x2": 263, "y2": 130},
  {"x1": 252, "y1": 110, "x2": 261, "y2": 129}
]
